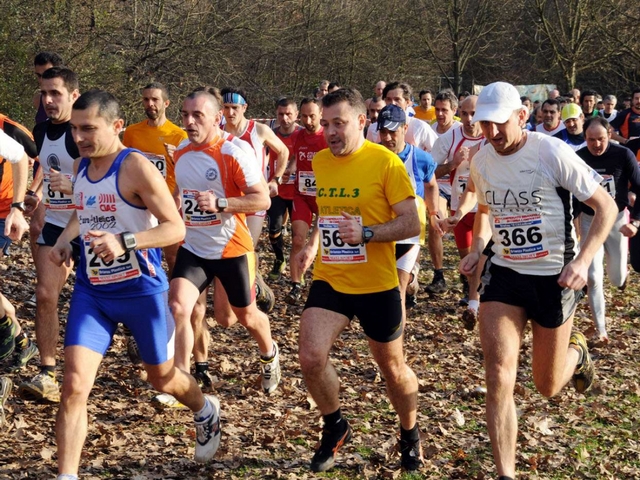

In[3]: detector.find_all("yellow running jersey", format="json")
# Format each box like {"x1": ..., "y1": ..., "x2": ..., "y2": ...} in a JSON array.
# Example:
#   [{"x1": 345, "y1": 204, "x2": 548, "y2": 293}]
[
  {"x1": 313, "y1": 141, "x2": 415, "y2": 294},
  {"x1": 122, "y1": 119, "x2": 188, "y2": 193},
  {"x1": 413, "y1": 106, "x2": 436, "y2": 123}
]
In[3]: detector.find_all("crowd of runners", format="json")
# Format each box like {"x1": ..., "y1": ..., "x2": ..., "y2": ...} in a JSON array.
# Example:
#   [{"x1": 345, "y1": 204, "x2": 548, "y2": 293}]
[{"x1": 1, "y1": 52, "x2": 640, "y2": 479}]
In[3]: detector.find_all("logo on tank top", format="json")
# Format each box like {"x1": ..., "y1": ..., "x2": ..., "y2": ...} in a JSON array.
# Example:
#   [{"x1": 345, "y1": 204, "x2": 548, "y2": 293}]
[
  {"x1": 206, "y1": 168, "x2": 218, "y2": 181},
  {"x1": 47, "y1": 153, "x2": 61, "y2": 171},
  {"x1": 99, "y1": 193, "x2": 117, "y2": 212}
]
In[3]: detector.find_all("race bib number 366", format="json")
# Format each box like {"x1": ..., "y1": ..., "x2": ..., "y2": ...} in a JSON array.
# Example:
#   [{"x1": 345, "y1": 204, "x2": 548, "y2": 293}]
[
  {"x1": 319, "y1": 216, "x2": 367, "y2": 264},
  {"x1": 181, "y1": 189, "x2": 221, "y2": 227},
  {"x1": 494, "y1": 213, "x2": 549, "y2": 261}
]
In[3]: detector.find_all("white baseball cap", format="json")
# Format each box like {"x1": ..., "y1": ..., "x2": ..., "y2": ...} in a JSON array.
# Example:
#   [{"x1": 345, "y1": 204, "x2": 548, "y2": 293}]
[{"x1": 474, "y1": 82, "x2": 525, "y2": 124}]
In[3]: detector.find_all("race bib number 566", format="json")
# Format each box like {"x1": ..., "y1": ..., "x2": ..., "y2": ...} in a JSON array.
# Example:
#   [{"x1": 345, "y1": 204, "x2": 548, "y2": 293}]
[{"x1": 318, "y1": 215, "x2": 367, "y2": 264}]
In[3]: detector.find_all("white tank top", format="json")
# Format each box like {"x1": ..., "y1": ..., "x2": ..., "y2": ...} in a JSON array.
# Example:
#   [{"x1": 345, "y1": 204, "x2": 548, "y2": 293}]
[{"x1": 41, "y1": 130, "x2": 76, "y2": 227}]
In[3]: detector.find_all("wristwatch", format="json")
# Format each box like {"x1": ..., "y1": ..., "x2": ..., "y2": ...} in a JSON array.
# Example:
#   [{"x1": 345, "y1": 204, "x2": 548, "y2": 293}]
[
  {"x1": 362, "y1": 226, "x2": 374, "y2": 244},
  {"x1": 216, "y1": 198, "x2": 228, "y2": 211},
  {"x1": 10, "y1": 202, "x2": 25, "y2": 212},
  {"x1": 272, "y1": 176, "x2": 283, "y2": 185},
  {"x1": 120, "y1": 231, "x2": 137, "y2": 252},
  {"x1": 631, "y1": 220, "x2": 640, "y2": 229}
]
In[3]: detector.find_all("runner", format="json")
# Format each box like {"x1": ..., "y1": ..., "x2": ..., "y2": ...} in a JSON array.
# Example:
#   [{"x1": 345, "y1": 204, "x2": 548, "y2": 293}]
[
  {"x1": 0, "y1": 114, "x2": 39, "y2": 370},
  {"x1": 364, "y1": 96, "x2": 385, "y2": 139},
  {"x1": 413, "y1": 89, "x2": 436, "y2": 123},
  {"x1": 431, "y1": 95, "x2": 485, "y2": 324},
  {"x1": 18, "y1": 67, "x2": 81, "y2": 403},
  {"x1": 33, "y1": 52, "x2": 64, "y2": 124},
  {"x1": 535, "y1": 99, "x2": 565, "y2": 136},
  {"x1": 554, "y1": 103, "x2": 586, "y2": 151},
  {"x1": 122, "y1": 82, "x2": 188, "y2": 273},
  {"x1": 169, "y1": 88, "x2": 281, "y2": 397},
  {"x1": 580, "y1": 90, "x2": 600, "y2": 118},
  {"x1": 377, "y1": 104, "x2": 442, "y2": 313},
  {"x1": 50, "y1": 90, "x2": 221, "y2": 480},
  {"x1": 266, "y1": 97, "x2": 301, "y2": 281},
  {"x1": 461, "y1": 82, "x2": 616, "y2": 480},
  {"x1": 575, "y1": 116, "x2": 640, "y2": 343},
  {"x1": 283, "y1": 98, "x2": 327, "y2": 305},
  {"x1": 296, "y1": 88, "x2": 423, "y2": 472},
  {"x1": 610, "y1": 88, "x2": 640, "y2": 144},
  {"x1": 600, "y1": 94, "x2": 617, "y2": 122}
]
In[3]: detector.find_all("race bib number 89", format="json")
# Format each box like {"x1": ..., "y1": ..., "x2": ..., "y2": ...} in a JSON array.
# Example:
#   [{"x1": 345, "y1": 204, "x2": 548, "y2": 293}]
[{"x1": 319, "y1": 215, "x2": 367, "y2": 264}]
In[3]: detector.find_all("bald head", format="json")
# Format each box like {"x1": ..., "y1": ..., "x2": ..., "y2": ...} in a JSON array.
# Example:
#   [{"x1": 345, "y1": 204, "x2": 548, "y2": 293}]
[
  {"x1": 375, "y1": 80, "x2": 386, "y2": 97},
  {"x1": 460, "y1": 95, "x2": 481, "y2": 136}
]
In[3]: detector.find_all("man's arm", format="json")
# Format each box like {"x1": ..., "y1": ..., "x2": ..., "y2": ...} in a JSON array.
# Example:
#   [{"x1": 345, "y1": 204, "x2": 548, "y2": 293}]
[
  {"x1": 257, "y1": 122, "x2": 289, "y2": 179},
  {"x1": 435, "y1": 146, "x2": 468, "y2": 179},
  {"x1": 196, "y1": 180, "x2": 271, "y2": 215},
  {"x1": 338, "y1": 197, "x2": 420, "y2": 244},
  {"x1": 558, "y1": 186, "x2": 617, "y2": 289},
  {"x1": 442, "y1": 175, "x2": 478, "y2": 231},
  {"x1": 459, "y1": 203, "x2": 492, "y2": 276}
]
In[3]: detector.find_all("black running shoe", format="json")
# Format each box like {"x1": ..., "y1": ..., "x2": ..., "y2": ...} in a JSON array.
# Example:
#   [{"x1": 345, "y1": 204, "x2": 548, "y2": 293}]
[
  {"x1": 194, "y1": 370, "x2": 213, "y2": 390},
  {"x1": 285, "y1": 284, "x2": 302, "y2": 306},
  {"x1": 255, "y1": 273, "x2": 275, "y2": 313},
  {"x1": 310, "y1": 420, "x2": 352, "y2": 472},
  {"x1": 399, "y1": 435, "x2": 424, "y2": 471},
  {"x1": 425, "y1": 276, "x2": 447, "y2": 295}
]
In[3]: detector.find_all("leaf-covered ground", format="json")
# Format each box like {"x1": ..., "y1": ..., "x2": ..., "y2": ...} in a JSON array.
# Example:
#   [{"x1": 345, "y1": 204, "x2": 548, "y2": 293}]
[{"x1": 1, "y1": 231, "x2": 640, "y2": 480}]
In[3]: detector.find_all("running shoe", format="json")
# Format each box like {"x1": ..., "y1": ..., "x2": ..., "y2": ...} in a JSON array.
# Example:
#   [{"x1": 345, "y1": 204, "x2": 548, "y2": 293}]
[
  {"x1": 425, "y1": 275, "x2": 447, "y2": 295},
  {"x1": 194, "y1": 370, "x2": 213, "y2": 390},
  {"x1": 260, "y1": 342, "x2": 281, "y2": 394},
  {"x1": 285, "y1": 284, "x2": 302, "y2": 305},
  {"x1": 570, "y1": 332, "x2": 595, "y2": 393},
  {"x1": 255, "y1": 273, "x2": 275, "y2": 313},
  {"x1": 461, "y1": 308, "x2": 478, "y2": 331},
  {"x1": 127, "y1": 336, "x2": 142, "y2": 365},
  {"x1": 269, "y1": 258, "x2": 286, "y2": 281},
  {"x1": 18, "y1": 371, "x2": 60, "y2": 403},
  {"x1": 399, "y1": 435, "x2": 424, "y2": 471},
  {"x1": 0, "y1": 319, "x2": 16, "y2": 361},
  {"x1": 9, "y1": 338, "x2": 38, "y2": 372},
  {"x1": 405, "y1": 294, "x2": 418, "y2": 311},
  {"x1": 0, "y1": 376, "x2": 12, "y2": 428},
  {"x1": 406, "y1": 263, "x2": 420, "y2": 297},
  {"x1": 24, "y1": 294, "x2": 36, "y2": 308},
  {"x1": 310, "y1": 420, "x2": 352, "y2": 472},
  {"x1": 151, "y1": 393, "x2": 186, "y2": 409},
  {"x1": 194, "y1": 395, "x2": 222, "y2": 463}
]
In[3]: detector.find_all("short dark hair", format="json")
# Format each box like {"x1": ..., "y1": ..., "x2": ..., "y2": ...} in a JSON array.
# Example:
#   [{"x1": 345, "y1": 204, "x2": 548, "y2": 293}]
[
  {"x1": 631, "y1": 88, "x2": 640, "y2": 99},
  {"x1": 300, "y1": 97, "x2": 322, "y2": 109},
  {"x1": 328, "y1": 82, "x2": 340, "y2": 90},
  {"x1": 276, "y1": 97, "x2": 297, "y2": 109},
  {"x1": 520, "y1": 96, "x2": 531, "y2": 103},
  {"x1": 419, "y1": 89, "x2": 432, "y2": 98},
  {"x1": 370, "y1": 95, "x2": 382, "y2": 104},
  {"x1": 321, "y1": 88, "x2": 366, "y2": 115},
  {"x1": 220, "y1": 87, "x2": 248, "y2": 104},
  {"x1": 186, "y1": 87, "x2": 222, "y2": 112},
  {"x1": 580, "y1": 89, "x2": 598, "y2": 104},
  {"x1": 73, "y1": 89, "x2": 122, "y2": 123},
  {"x1": 34, "y1": 52, "x2": 64, "y2": 67},
  {"x1": 435, "y1": 90, "x2": 459, "y2": 110},
  {"x1": 42, "y1": 67, "x2": 79, "y2": 93},
  {"x1": 541, "y1": 98, "x2": 560, "y2": 110},
  {"x1": 382, "y1": 82, "x2": 412, "y2": 103},
  {"x1": 142, "y1": 82, "x2": 169, "y2": 101},
  {"x1": 584, "y1": 116, "x2": 611, "y2": 133}
]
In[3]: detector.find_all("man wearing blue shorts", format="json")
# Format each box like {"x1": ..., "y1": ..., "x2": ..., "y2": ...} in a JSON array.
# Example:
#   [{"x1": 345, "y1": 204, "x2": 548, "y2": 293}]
[{"x1": 49, "y1": 90, "x2": 221, "y2": 480}]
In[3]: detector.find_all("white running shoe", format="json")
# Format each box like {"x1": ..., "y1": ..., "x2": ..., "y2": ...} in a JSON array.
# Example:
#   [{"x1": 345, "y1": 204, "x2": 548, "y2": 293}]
[
  {"x1": 151, "y1": 393, "x2": 186, "y2": 409},
  {"x1": 194, "y1": 395, "x2": 222, "y2": 463},
  {"x1": 260, "y1": 342, "x2": 281, "y2": 394}
]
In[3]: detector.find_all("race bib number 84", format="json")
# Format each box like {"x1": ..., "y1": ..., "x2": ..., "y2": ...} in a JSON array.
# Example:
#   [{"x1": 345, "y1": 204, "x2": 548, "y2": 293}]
[{"x1": 319, "y1": 215, "x2": 367, "y2": 264}]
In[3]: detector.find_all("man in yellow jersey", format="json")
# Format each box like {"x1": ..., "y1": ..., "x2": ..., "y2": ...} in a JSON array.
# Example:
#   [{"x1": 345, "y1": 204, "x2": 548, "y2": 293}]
[
  {"x1": 413, "y1": 89, "x2": 436, "y2": 123},
  {"x1": 296, "y1": 88, "x2": 423, "y2": 473},
  {"x1": 122, "y1": 82, "x2": 187, "y2": 365}
]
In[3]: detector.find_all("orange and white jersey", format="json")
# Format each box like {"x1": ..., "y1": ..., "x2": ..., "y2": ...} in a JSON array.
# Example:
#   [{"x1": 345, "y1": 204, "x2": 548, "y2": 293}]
[{"x1": 174, "y1": 135, "x2": 261, "y2": 260}]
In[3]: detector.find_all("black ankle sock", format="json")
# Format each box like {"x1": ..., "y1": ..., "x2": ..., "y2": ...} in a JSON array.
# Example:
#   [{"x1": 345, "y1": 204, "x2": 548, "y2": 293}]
[
  {"x1": 15, "y1": 332, "x2": 28, "y2": 350},
  {"x1": 0, "y1": 315, "x2": 10, "y2": 328},
  {"x1": 40, "y1": 365, "x2": 56, "y2": 376},
  {"x1": 400, "y1": 423, "x2": 420, "y2": 441},
  {"x1": 434, "y1": 269, "x2": 444, "y2": 279},
  {"x1": 323, "y1": 409, "x2": 344, "y2": 429},
  {"x1": 195, "y1": 362, "x2": 208, "y2": 374}
]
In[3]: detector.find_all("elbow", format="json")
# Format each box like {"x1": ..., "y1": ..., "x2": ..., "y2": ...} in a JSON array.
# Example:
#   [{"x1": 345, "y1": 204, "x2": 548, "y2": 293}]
[
  {"x1": 173, "y1": 222, "x2": 186, "y2": 244},
  {"x1": 408, "y1": 213, "x2": 421, "y2": 238},
  {"x1": 259, "y1": 192, "x2": 271, "y2": 212}
]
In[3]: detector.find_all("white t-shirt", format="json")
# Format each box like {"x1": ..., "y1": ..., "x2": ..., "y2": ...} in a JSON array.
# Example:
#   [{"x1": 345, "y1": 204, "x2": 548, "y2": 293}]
[
  {"x1": 535, "y1": 122, "x2": 565, "y2": 136},
  {"x1": 431, "y1": 126, "x2": 484, "y2": 211},
  {"x1": 430, "y1": 120, "x2": 462, "y2": 135},
  {"x1": 472, "y1": 132, "x2": 601, "y2": 275},
  {"x1": 0, "y1": 129, "x2": 25, "y2": 163},
  {"x1": 367, "y1": 117, "x2": 438, "y2": 153}
]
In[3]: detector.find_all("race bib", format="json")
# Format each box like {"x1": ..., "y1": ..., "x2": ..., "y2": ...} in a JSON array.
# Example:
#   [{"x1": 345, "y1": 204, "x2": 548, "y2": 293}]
[
  {"x1": 285, "y1": 171, "x2": 296, "y2": 185},
  {"x1": 144, "y1": 152, "x2": 167, "y2": 178},
  {"x1": 181, "y1": 189, "x2": 221, "y2": 227},
  {"x1": 600, "y1": 174, "x2": 615, "y2": 198},
  {"x1": 44, "y1": 173, "x2": 75, "y2": 210},
  {"x1": 298, "y1": 171, "x2": 316, "y2": 196},
  {"x1": 456, "y1": 174, "x2": 469, "y2": 202},
  {"x1": 494, "y1": 213, "x2": 549, "y2": 261},
  {"x1": 84, "y1": 235, "x2": 142, "y2": 285},
  {"x1": 318, "y1": 215, "x2": 367, "y2": 264}
]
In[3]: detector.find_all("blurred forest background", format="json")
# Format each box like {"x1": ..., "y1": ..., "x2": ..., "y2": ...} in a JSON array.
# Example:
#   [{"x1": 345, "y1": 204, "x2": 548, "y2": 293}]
[{"x1": 0, "y1": 0, "x2": 638, "y2": 128}]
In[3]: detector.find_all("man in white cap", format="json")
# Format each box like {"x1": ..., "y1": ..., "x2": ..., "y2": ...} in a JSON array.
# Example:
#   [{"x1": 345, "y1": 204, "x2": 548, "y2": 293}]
[{"x1": 460, "y1": 81, "x2": 617, "y2": 480}]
